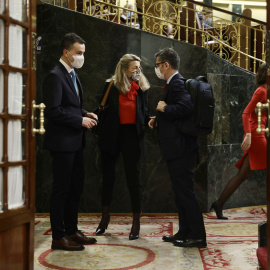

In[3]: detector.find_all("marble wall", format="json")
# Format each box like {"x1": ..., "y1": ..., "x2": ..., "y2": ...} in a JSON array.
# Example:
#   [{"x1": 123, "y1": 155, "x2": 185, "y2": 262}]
[{"x1": 35, "y1": 4, "x2": 266, "y2": 213}]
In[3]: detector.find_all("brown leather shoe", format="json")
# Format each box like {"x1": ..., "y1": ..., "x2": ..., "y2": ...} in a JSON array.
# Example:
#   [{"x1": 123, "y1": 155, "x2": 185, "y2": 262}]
[
  {"x1": 68, "y1": 230, "x2": 97, "y2": 245},
  {"x1": 51, "y1": 236, "x2": 85, "y2": 251}
]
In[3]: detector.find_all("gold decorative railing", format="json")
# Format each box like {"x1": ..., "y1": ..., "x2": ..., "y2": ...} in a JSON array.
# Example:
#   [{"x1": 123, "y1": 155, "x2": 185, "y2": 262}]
[{"x1": 41, "y1": 0, "x2": 266, "y2": 73}]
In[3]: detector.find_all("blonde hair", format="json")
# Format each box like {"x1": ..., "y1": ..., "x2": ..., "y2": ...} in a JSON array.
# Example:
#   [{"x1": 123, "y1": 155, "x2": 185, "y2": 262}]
[{"x1": 110, "y1": 54, "x2": 150, "y2": 94}]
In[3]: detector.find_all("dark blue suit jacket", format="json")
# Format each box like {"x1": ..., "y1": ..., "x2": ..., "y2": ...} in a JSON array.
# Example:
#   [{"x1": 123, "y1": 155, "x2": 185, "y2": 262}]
[
  {"x1": 98, "y1": 81, "x2": 149, "y2": 154},
  {"x1": 158, "y1": 73, "x2": 198, "y2": 160},
  {"x1": 43, "y1": 62, "x2": 87, "y2": 152}
]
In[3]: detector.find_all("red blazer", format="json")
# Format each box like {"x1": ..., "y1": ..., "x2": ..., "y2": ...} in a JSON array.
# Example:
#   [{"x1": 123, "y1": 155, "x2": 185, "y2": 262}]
[{"x1": 235, "y1": 85, "x2": 267, "y2": 170}]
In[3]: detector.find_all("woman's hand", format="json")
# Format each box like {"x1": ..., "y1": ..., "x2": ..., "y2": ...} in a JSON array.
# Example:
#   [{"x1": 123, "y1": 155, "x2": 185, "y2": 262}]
[
  {"x1": 241, "y1": 133, "x2": 251, "y2": 151},
  {"x1": 148, "y1": 116, "x2": 156, "y2": 129}
]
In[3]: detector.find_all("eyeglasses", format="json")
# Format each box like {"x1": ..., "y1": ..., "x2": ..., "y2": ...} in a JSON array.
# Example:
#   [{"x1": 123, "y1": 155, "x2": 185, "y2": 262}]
[{"x1": 155, "y1": 62, "x2": 165, "y2": 68}]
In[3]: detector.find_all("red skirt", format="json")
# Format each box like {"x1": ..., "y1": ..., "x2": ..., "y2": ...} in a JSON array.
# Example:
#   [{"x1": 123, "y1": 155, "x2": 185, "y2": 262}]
[{"x1": 235, "y1": 133, "x2": 267, "y2": 170}]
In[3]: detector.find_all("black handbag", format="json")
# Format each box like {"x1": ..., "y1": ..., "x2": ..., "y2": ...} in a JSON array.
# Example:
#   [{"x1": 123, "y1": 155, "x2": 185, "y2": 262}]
[{"x1": 92, "y1": 80, "x2": 114, "y2": 136}]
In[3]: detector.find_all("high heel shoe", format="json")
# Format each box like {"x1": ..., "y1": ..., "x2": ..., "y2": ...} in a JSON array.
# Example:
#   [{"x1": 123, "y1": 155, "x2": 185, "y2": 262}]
[
  {"x1": 96, "y1": 211, "x2": 110, "y2": 235},
  {"x1": 129, "y1": 213, "x2": 140, "y2": 240},
  {"x1": 209, "y1": 201, "x2": 228, "y2": 220}
]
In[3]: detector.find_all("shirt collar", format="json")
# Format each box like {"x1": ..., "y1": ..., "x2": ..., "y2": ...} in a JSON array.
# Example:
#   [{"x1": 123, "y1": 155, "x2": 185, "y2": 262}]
[
  {"x1": 167, "y1": 71, "x2": 178, "y2": 84},
  {"x1": 59, "y1": 58, "x2": 73, "y2": 74}
]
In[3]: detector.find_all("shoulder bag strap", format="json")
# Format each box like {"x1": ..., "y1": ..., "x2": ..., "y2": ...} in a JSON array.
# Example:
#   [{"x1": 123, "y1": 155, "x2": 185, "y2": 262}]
[{"x1": 100, "y1": 80, "x2": 114, "y2": 108}]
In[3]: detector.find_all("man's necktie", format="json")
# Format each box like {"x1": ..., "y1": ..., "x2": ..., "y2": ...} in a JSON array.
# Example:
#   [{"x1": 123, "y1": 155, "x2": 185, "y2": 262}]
[
  {"x1": 163, "y1": 84, "x2": 168, "y2": 93},
  {"x1": 70, "y1": 70, "x2": 79, "y2": 96}
]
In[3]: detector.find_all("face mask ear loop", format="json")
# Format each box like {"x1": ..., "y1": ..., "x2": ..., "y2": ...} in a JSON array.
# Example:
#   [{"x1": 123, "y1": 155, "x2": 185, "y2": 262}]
[{"x1": 66, "y1": 50, "x2": 73, "y2": 65}]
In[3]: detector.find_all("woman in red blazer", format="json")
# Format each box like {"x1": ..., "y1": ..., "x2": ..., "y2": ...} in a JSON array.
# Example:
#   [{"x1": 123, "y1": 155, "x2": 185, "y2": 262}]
[
  {"x1": 211, "y1": 62, "x2": 267, "y2": 219},
  {"x1": 95, "y1": 54, "x2": 150, "y2": 240}
]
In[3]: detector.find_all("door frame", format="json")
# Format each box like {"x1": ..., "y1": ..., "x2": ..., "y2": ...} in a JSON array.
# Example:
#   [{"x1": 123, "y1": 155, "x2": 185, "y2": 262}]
[{"x1": 0, "y1": 0, "x2": 37, "y2": 269}]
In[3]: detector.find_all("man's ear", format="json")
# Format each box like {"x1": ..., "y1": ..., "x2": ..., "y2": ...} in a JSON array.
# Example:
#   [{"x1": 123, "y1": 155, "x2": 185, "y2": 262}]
[{"x1": 63, "y1": 49, "x2": 68, "y2": 58}]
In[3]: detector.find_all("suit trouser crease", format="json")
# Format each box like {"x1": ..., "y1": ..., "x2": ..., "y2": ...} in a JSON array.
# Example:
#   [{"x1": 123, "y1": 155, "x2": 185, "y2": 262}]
[
  {"x1": 50, "y1": 149, "x2": 84, "y2": 240},
  {"x1": 101, "y1": 125, "x2": 141, "y2": 213},
  {"x1": 166, "y1": 150, "x2": 206, "y2": 239}
]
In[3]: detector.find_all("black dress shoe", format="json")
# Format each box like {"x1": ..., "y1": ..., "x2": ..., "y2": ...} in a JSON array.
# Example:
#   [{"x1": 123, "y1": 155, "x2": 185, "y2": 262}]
[
  {"x1": 68, "y1": 230, "x2": 97, "y2": 245},
  {"x1": 173, "y1": 238, "x2": 207, "y2": 248},
  {"x1": 162, "y1": 233, "x2": 187, "y2": 242},
  {"x1": 51, "y1": 236, "x2": 85, "y2": 251},
  {"x1": 209, "y1": 201, "x2": 228, "y2": 220}
]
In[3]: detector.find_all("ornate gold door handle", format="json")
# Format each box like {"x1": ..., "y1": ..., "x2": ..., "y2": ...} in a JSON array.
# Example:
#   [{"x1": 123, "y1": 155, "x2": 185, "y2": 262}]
[
  {"x1": 256, "y1": 99, "x2": 269, "y2": 136},
  {"x1": 32, "y1": 100, "x2": 46, "y2": 136}
]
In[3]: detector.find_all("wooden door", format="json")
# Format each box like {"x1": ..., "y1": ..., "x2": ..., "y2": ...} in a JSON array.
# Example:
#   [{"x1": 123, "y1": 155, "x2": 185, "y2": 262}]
[
  {"x1": 0, "y1": 0, "x2": 42, "y2": 269},
  {"x1": 267, "y1": 2, "x2": 270, "y2": 269}
]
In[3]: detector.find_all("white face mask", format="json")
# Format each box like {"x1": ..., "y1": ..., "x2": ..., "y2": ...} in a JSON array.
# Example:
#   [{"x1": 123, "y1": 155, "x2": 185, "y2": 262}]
[
  {"x1": 155, "y1": 67, "x2": 166, "y2": 80},
  {"x1": 67, "y1": 51, "x2": 84, "y2": 69},
  {"x1": 129, "y1": 70, "x2": 141, "y2": 81}
]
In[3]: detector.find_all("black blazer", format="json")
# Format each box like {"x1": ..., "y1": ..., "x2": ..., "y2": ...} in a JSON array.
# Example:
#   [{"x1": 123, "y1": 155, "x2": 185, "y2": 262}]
[
  {"x1": 98, "y1": 81, "x2": 149, "y2": 154},
  {"x1": 43, "y1": 62, "x2": 87, "y2": 152},
  {"x1": 158, "y1": 73, "x2": 198, "y2": 160}
]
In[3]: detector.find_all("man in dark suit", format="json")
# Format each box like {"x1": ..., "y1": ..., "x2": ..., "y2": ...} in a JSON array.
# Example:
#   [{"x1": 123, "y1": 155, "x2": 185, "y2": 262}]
[
  {"x1": 149, "y1": 48, "x2": 206, "y2": 248},
  {"x1": 43, "y1": 33, "x2": 98, "y2": 251}
]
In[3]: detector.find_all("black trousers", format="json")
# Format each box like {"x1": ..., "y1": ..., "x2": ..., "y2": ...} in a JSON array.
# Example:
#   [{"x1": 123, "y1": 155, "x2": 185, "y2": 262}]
[
  {"x1": 50, "y1": 148, "x2": 84, "y2": 240},
  {"x1": 166, "y1": 150, "x2": 206, "y2": 239},
  {"x1": 100, "y1": 124, "x2": 141, "y2": 213}
]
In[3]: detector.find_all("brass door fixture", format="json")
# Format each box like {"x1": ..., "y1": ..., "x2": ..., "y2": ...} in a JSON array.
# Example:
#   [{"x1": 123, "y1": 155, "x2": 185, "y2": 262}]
[
  {"x1": 256, "y1": 99, "x2": 269, "y2": 136},
  {"x1": 32, "y1": 100, "x2": 46, "y2": 136}
]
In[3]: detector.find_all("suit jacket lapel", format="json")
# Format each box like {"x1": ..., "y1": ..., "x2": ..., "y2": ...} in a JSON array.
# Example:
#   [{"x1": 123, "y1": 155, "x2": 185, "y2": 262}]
[
  {"x1": 76, "y1": 75, "x2": 84, "y2": 103},
  {"x1": 58, "y1": 63, "x2": 81, "y2": 103},
  {"x1": 136, "y1": 89, "x2": 143, "y2": 113},
  {"x1": 163, "y1": 73, "x2": 183, "y2": 101},
  {"x1": 64, "y1": 72, "x2": 81, "y2": 103}
]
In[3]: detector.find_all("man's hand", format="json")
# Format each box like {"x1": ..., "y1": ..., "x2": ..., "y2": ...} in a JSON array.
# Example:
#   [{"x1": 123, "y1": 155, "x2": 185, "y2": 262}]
[
  {"x1": 241, "y1": 133, "x2": 251, "y2": 151},
  {"x1": 148, "y1": 116, "x2": 156, "y2": 129},
  {"x1": 82, "y1": 117, "x2": 97, "y2": 129},
  {"x1": 86, "y1": 112, "x2": 98, "y2": 121},
  {"x1": 156, "y1": 101, "x2": 167, "y2": 112}
]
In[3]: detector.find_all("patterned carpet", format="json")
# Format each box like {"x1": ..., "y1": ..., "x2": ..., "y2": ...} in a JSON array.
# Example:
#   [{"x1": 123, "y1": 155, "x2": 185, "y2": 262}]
[{"x1": 34, "y1": 206, "x2": 266, "y2": 270}]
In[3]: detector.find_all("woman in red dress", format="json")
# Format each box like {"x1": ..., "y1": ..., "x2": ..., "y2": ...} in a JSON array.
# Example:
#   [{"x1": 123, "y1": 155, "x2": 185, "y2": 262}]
[{"x1": 210, "y1": 62, "x2": 267, "y2": 219}]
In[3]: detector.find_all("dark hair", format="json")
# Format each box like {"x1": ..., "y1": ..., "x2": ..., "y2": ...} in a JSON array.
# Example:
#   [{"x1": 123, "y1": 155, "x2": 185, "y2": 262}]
[
  {"x1": 155, "y1": 48, "x2": 180, "y2": 70},
  {"x1": 202, "y1": 8, "x2": 212, "y2": 14},
  {"x1": 256, "y1": 62, "x2": 267, "y2": 85},
  {"x1": 60, "y1": 33, "x2": 86, "y2": 55}
]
